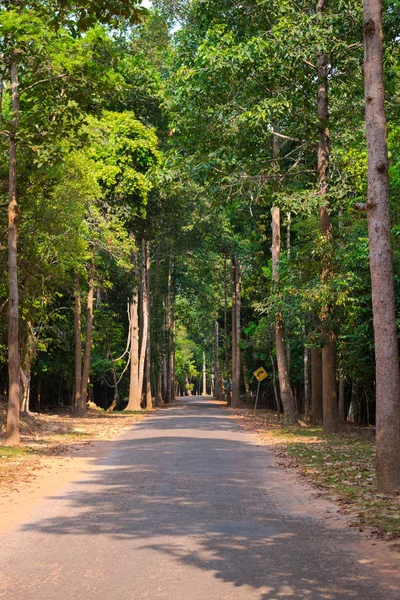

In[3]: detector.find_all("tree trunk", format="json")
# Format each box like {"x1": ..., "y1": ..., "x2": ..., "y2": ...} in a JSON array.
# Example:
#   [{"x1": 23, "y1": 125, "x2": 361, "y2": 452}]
[
  {"x1": 304, "y1": 343, "x2": 311, "y2": 421},
  {"x1": 214, "y1": 319, "x2": 222, "y2": 400},
  {"x1": 270, "y1": 353, "x2": 281, "y2": 420},
  {"x1": 231, "y1": 253, "x2": 241, "y2": 407},
  {"x1": 338, "y1": 368, "x2": 346, "y2": 421},
  {"x1": 231, "y1": 255, "x2": 237, "y2": 405},
  {"x1": 317, "y1": 0, "x2": 342, "y2": 434},
  {"x1": 322, "y1": 336, "x2": 341, "y2": 432},
  {"x1": 144, "y1": 242, "x2": 152, "y2": 410},
  {"x1": 363, "y1": 0, "x2": 400, "y2": 492},
  {"x1": 138, "y1": 240, "x2": 148, "y2": 405},
  {"x1": 6, "y1": 61, "x2": 21, "y2": 445},
  {"x1": 126, "y1": 250, "x2": 140, "y2": 411},
  {"x1": 20, "y1": 323, "x2": 37, "y2": 414},
  {"x1": 272, "y1": 205, "x2": 298, "y2": 425},
  {"x1": 165, "y1": 258, "x2": 172, "y2": 404},
  {"x1": 224, "y1": 258, "x2": 231, "y2": 405},
  {"x1": 243, "y1": 363, "x2": 250, "y2": 403},
  {"x1": 80, "y1": 266, "x2": 94, "y2": 414},
  {"x1": 171, "y1": 324, "x2": 176, "y2": 403},
  {"x1": 74, "y1": 272, "x2": 83, "y2": 415},
  {"x1": 155, "y1": 368, "x2": 163, "y2": 407},
  {"x1": 310, "y1": 348, "x2": 323, "y2": 425},
  {"x1": 286, "y1": 212, "x2": 291, "y2": 377},
  {"x1": 105, "y1": 329, "x2": 120, "y2": 412},
  {"x1": 202, "y1": 350, "x2": 207, "y2": 395}
]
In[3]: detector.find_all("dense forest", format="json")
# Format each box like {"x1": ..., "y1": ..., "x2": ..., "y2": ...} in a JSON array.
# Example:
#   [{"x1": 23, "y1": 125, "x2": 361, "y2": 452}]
[{"x1": 1, "y1": 0, "x2": 399, "y2": 492}]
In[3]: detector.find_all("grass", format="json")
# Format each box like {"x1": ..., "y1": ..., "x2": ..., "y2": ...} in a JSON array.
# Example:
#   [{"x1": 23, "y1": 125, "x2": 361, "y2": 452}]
[
  {"x1": 232, "y1": 409, "x2": 400, "y2": 540},
  {"x1": 0, "y1": 446, "x2": 33, "y2": 460}
]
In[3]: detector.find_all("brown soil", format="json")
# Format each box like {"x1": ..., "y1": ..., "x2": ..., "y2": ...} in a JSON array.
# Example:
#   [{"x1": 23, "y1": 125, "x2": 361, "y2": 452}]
[{"x1": 0, "y1": 403, "x2": 147, "y2": 533}]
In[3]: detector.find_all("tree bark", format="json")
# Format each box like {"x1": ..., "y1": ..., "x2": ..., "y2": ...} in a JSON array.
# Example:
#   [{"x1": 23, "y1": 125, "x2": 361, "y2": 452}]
[
  {"x1": 214, "y1": 319, "x2": 222, "y2": 400},
  {"x1": 144, "y1": 241, "x2": 152, "y2": 410},
  {"x1": 272, "y1": 205, "x2": 298, "y2": 425},
  {"x1": 155, "y1": 368, "x2": 163, "y2": 406},
  {"x1": 231, "y1": 255, "x2": 237, "y2": 405},
  {"x1": 243, "y1": 363, "x2": 250, "y2": 403},
  {"x1": 165, "y1": 258, "x2": 172, "y2": 404},
  {"x1": 270, "y1": 353, "x2": 281, "y2": 420},
  {"x1": 126, "y1": 250, "x2": 140, "y2": 411},
  {"x1": 363, "y1": 0, "x2": 400, "y2": 491},
  {"x1": 80, "y1": 266, "x2": 94, "y2": 414},
  {"x1": 317, "y1": 0, "x2": 342, "y2": 434},
  {"x1": 74, "y1": 272, "x2": 83, "y2": 415},
  {"x1": 171, "y1": 319, "x2": 176, "y2": 403},
  {"x1": 231, "y1": 253, "x2": 241, "y2": 407},
  {"x1": 202, "y1": 350, "x2": 207, "y2": 395},
  {"x1": 338, "y1": 367, "x2": 346, "y2": 421},
  {"x1": 138, "y1": 240, "x2": 148, "y2": 405},
  {"x1": 6, "y1": 61, "x2": 21, "y2": 445},
  {"x1": 105, "y1": 329, "x2": 120, "y2": 412},
  {"x1": 224, "y1": 258, "x2": 231, "y2": 405},
  {"x1": 20, "y1": 323, "x2": 37, "y2": 414},
  {"x1": 310, "y1": 348, "x2": 323, "y2": 425},
  {"x1": 304, "y1": 344, "x2": 310, "y2": 421}
]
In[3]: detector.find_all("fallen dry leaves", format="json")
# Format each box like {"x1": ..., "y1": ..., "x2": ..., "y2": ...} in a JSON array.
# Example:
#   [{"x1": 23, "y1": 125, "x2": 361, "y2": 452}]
[
  {"x1": 230, "y1": 408, "x2": 400, "y2": 545},
  {"x1": 0, "y1": 404, "x2": 147, "y2": 493}
]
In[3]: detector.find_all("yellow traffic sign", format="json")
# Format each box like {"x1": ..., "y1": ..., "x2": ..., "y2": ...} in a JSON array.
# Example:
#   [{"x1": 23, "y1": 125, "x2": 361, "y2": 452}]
[{"x1": 254, "y1": 367, "x2": 267, "y2": 382}]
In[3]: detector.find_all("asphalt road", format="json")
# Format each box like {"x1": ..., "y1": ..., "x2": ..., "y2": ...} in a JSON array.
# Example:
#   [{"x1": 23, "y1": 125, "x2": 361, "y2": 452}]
[{"x1": 0, "y1": 397, "x2": 399, "y2": 600}]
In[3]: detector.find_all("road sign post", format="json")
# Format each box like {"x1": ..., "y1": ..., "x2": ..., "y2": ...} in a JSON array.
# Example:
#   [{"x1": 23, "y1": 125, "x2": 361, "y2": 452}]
[{"x1": 253, "y1": 367, "x2": 267, "y2": 415}]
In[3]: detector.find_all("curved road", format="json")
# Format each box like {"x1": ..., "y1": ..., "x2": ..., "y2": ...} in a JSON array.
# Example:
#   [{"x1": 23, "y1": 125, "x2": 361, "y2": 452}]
[{"x1": 0, "y1": 397, "x2": 399, "y2": 599}]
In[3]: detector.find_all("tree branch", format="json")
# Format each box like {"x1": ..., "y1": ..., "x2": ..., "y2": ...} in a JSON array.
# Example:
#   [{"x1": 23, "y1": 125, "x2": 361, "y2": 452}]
[{"x1": 20, "y1": 73, "x2": 69, "y2": 96}]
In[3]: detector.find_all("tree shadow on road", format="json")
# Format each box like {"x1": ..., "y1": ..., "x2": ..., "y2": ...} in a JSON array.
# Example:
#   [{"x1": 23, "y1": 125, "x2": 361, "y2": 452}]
[{"x1": 21, "y1": 409, "x2": 398, "y2": 600}]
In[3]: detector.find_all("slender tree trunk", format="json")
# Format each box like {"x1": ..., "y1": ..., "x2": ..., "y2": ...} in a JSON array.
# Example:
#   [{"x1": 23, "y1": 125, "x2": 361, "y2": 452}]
[
  {"x1": 6, "y1": 61, "x2": 21, "y2": 445},
  {"x1": 105, "y1": 329, "x2": 120, "y2": 413},
  {"x1": 20, "y1": 323, "x2": 37, "y2": 414},
  {"x1": 185, "y1": 373, "x2": 191, "y2": 396},
  {"x1": 338, "y1": 368, "x2": 346, "y2": 421},
  {"x1": 224, "y1": 258, "x2": 231, "y2": 405},
  {"x1": 165, "y1": 258, "x2": 172, "y2": 404},
  {"x1": 74, "y1": 272, "x2": 83, "y2": 415},
  {"x1": 231, "y1": 253, "x2": 241, "y2": 407},
  {"x1": 171, "y1": 319, "x2": 176, "y2": 403},
  {"x1": 231, "y1": 255, "x2": 237, "y2": 405},
  {"x1": 270, "y1": 353, "x2": 281, "y2": 420},
  {"x1": 126, "y1": 250, "x2": 140, "y2": 411},
  {"x1": 310, "y1": 348, "x2": 323, "y2": 425},
  {"x1": 144, "y1": 241, "x2": 152, "y2": 410},
  {"x1": 235, "y1": 260, "x2": 241, "y2": 399},
  {"x1": 272, "y1": 205, "x2": 298, "y2": 425},
  {"x1": 80, "y1": 266, "x2": 94, "y2": 413},
  {"x1": 243, "y1": 364, "x2": 250, "y2": 403},
  {"x1": 138, "y1": 240, "x2": 148, "y2": 404},
  {"x1": 202, "y1": 350, "x2": 207, "y2": 395},
  {"x1": 304, "y1": 344, "x2": 310, "y2": 421},
  {"x1": 363, "y1": 0, "x2": 400, "y2": 492},
  {"x1": 214, "y1": 319, "x2": 222, "y2": 400},
  {"x1": 286, "y1": 212, "x2": 291, "y2": 377},
  {"x1": 155, "y1": 368, "x2": 163, "y2": 406},
  {"x1": 317, "y1": 0, "x2": 342, "y2": 434},
  {"x1": 163, "y1": 352, "x2": 168, "y2": 404}
]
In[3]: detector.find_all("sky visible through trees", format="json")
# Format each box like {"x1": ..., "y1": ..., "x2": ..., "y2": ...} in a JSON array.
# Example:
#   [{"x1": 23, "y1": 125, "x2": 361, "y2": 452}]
[{"x1": 0, "y1": 0, "x2": 399, "y2": 495}]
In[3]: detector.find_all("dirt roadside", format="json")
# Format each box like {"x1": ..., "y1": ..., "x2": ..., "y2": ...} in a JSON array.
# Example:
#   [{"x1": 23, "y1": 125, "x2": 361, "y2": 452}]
[{"x1": 0, "y1": 407, "x2": 148, "y2": 534}]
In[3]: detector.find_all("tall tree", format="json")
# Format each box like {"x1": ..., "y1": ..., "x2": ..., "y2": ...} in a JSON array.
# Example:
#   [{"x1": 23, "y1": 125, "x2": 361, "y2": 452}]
[
  {"x1": 363, "y1": 0, "x2": 400, "y2": 492},
  {"x1": 316, "y1": 0, "x2": 342, "y2": 433}
]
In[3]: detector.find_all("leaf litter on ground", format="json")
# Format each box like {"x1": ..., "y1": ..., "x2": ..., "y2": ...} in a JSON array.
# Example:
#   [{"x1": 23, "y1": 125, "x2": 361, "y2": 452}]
[
  {"x1": 0, "y1": 401, "x2": 147, "y2": 492},
  {"x1": 229, "y1": 407, "x2": 400, "y2": 546}
]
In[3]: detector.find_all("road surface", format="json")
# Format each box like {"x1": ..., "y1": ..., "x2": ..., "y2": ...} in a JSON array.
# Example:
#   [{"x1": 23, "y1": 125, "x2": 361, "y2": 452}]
[{"x1": 0, "y1": 397, "x2": 399, "y2": 599}]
